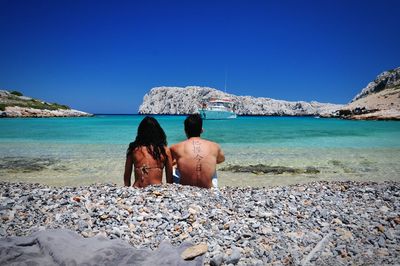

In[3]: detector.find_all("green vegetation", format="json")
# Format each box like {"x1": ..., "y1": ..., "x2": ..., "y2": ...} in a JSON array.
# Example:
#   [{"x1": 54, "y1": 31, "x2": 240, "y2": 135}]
[
  {"x1": 51, "y1": 103, "x2": 70, "y2": 110},
  {"x1": 0, "y1": 97, "x2": 70, "y2": 111},
  {"x1": 1, "y1": 90, "x2": 73, "y2": 115},
  {"x1": 24, "y1": 99, "x2": 70, "y2": 110},
  {"x1": 10, "y1": 91, "x2": 23, "y2": 96}
]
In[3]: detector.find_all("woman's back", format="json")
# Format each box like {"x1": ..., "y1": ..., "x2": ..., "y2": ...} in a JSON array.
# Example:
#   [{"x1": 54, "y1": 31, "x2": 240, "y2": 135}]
[
  {"x1": 131, "y1": 146, "x2": 170, "y2": 188},
  {"x1": 124, "y1": 116, "x2": 173, "y2": 188}
]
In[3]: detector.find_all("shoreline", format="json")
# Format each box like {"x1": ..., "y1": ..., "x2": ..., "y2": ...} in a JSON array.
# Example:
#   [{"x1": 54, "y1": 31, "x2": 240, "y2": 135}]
[
  {"x1": 2, "y1": 170, "x2": 400, "y2": 188},
  {"x1": 2, "y1": 113, "x2": 400, "y2": 121},
  {"x1": 1, "y1": 180, "x2": 399, "y2": 265},
  {"x1": 99, "y1": 113, "x2": 400, "y2": 121}
]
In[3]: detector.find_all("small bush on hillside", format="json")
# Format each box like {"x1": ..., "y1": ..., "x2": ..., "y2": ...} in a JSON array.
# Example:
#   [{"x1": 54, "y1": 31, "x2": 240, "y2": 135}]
[
  {"x1": 0, "y1": 103, "x2": 6, "y2": 111},
  {"x1": 10, "y1": 91, "x2": 23, "y2": 96},
  {"x1": 51, "y1": 103, "x2": 70, "y2": 110}
]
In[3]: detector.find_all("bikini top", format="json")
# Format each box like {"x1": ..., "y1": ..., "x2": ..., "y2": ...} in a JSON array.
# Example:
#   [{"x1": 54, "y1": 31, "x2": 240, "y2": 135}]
[{"x1": 134, "y1": 164, "x2": 163, "y2": 176}]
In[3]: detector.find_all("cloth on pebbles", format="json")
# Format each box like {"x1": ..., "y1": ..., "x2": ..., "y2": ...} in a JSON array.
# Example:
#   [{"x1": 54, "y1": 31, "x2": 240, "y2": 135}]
[{"x1": 0, "y1": 229, "x2": 204, "y2": 265}]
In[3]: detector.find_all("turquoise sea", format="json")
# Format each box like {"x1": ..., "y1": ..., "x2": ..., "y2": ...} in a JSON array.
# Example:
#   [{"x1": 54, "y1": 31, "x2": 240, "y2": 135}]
[{"x1": 0, "y1": 115, "x2": 399, "y2": 186}]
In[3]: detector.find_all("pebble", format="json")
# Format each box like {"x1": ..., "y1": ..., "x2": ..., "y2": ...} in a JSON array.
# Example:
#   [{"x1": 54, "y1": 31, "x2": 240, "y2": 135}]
[
  {"x1": 377, "y1": 225, "x2": 385, "y2": 232},
  {"x1": 252, "y1": 222, "x2": 260, "y2": 229},
  {"x1": 0, "y1": 181, "x2": 399, "y2": 265},
  {"x1": 378, "y1": 236, "x2": 386, "y2": 247},
  {"x1": 181, "y1": 243, "x2": 208, "y2": 260},
  {"x1": 210, "y1": 253, "x2": 224, "y2": 266},
  {"x1": 225, "y1": 247, "x2": 241, "y2": 265}
]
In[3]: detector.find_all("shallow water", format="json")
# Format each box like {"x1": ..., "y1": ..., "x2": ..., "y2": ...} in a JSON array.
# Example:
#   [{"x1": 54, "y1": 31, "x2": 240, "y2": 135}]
[{"x1": 0, "y1": 115, "x2": 399, "y2": 186}]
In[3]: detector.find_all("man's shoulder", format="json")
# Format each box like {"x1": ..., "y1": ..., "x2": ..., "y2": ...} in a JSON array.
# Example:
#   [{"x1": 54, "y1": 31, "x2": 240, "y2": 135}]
[
  {"x1": 201, "y1": 138, "x2": 218, "y2": 145},
  {"x1": 201, "y1": 139, "x2": 221, "y2": 149},
  {"x1": 170, "y1": 141, "x2": 184, "y2": 152}
]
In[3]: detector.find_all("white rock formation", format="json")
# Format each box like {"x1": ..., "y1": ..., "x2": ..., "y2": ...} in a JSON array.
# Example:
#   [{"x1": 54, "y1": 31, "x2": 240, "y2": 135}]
[
  {"x1": 139, "y1": 86, "x2": 343, "y2": 116},
  {"x1": 352, "y1": 67, "x2": 400, "y2": 101},
  {"x1": 339, "y1": 67, "x2": 400, "y2": 120}
]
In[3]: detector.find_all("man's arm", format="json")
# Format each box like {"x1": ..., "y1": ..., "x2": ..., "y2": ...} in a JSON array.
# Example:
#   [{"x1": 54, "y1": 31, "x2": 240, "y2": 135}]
[
  {"x1": 165, "y1": 147, "x2": 173, "y2": 184},
  {"x1": 216, "y1": 145, "x2": 225, "y2": 164},
  {"x1": 124, "y1": 154, "x2": 133, "y2": 186}
]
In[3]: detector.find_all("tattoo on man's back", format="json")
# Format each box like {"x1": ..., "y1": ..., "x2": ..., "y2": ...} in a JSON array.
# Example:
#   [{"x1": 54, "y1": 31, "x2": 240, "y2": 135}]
[{"x1": 192, "y1": 141, "x2": 203, "y2": 179}]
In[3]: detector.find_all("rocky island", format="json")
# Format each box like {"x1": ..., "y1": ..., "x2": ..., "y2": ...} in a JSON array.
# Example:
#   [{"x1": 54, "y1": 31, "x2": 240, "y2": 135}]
[
  {"x1": 139, "y1": 86, "x2": 343, "y2": 117},
  {"x1": 0, "y1": 90, "x2": 92, "y2": 118},
  {"x1": 139, "y1": 67, "x2": 400, "y2": 120}
]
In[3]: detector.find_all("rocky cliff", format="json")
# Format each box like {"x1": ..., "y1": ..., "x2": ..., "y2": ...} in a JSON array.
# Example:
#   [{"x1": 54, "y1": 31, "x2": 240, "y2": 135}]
[
  {"x1": 139, "y1": 86, "x2": 343, "y2": 116},
  {"x1": 339, "y1": 67, "x2": 400, "y2": 120},
  {"x1": 0, "y1": 90, "x2": 92, "y2": 118}
]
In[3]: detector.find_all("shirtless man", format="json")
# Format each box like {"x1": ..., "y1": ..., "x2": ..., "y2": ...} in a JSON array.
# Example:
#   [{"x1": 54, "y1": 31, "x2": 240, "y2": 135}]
[{"x1": 170, "y1": 114, "x2": 225, "y2": 188}]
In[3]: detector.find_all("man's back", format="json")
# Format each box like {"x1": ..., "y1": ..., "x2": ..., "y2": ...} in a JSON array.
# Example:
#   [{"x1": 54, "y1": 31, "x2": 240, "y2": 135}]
[{"x1": 171, "y1": 137, "x2": 224, "y2": 188}]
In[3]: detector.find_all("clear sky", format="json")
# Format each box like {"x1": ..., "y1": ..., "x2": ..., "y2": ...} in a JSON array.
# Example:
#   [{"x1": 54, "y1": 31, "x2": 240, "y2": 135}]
[{"x1": 1, "y1": 0, "x2": 399, "y2": 114}]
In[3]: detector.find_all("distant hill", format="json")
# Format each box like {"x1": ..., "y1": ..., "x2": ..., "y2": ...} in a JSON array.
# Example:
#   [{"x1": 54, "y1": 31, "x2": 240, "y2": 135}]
[
  {"x1": 139, "y1": 86, "x2": 343, "y2": 117},
  {"x1": 339, "y1": 67, "x2": 400, "y2": 120},
  {"x1": 0, "y1": 90, "x2": 92, "y2": 118}
]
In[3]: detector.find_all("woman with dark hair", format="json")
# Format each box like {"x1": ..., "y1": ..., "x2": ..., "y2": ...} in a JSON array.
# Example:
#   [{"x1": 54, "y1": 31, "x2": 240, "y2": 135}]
[{"x1": 124, "y1": 116, "x2": 173, "y2": 187}]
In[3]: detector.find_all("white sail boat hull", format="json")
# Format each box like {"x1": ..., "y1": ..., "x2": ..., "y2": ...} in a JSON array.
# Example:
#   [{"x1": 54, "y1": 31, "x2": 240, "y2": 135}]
[
  {"x1": 198, "y1": 97, "x2": 237, "y2": 120},
  {"x1": 199, "y1": 109, "x2": 237, "y2": 120}
]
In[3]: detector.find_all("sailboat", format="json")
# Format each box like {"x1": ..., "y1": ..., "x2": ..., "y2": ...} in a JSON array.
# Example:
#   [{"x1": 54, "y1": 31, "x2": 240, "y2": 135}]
[
  {"x1": 198, "y1": 98, "x2": 237, "y2": 120},
  {"x1": 198, "y1": 72, "x2": 237, "y2": 120}
]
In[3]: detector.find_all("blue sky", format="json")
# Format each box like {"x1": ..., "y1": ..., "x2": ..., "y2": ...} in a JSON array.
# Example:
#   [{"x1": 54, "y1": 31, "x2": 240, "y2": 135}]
[{"x1": 1, "y1": 0, "x2": 399, "y2": 114}]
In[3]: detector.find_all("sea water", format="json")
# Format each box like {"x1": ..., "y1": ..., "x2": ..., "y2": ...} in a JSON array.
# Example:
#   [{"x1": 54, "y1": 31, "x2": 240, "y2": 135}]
[{"x1": 0, "y1": 115, "x2": 399, "y2": 186}]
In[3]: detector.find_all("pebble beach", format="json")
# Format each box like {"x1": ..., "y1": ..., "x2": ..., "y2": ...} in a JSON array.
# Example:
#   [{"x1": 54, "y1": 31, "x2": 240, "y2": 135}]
[{"x1": 1, "y1": 181, "x2": 399, "y2": 265}]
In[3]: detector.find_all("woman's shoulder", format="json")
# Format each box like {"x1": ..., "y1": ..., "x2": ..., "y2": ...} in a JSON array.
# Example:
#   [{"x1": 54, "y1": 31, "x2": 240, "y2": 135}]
[
  {"x1": 128, "y1": 144, "x2": 148, "y2": 157},
  {"x1": 127, "y1": 142, "x2": 137, "y2": 152},
  {"x1": 132, "y1": 145, "x2": 147, "y2": 153}
]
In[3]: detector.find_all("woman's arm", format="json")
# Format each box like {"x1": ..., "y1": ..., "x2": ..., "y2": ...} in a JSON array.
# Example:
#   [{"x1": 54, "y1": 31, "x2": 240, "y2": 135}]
[
  {"x1": 165, "y1": 147, "x2": 173, "y2": 184},
  {"x1": 124, "y1": 153, "x2": 133, "y2": 186},
  {"x1": 216, "y1": 145, "x2": 225, "y2": 164}
]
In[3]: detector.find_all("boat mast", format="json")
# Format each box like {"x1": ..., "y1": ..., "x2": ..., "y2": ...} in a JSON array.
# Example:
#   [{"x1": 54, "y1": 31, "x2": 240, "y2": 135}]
[{"x1": 224, "y1": 70, "x2": 227, "y2": 93}]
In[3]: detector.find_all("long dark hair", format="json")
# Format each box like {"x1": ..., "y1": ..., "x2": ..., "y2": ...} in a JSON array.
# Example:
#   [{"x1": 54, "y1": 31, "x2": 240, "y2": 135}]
[{"x1": 127, "y1": 116, "x2": 167, "y2": 161}]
